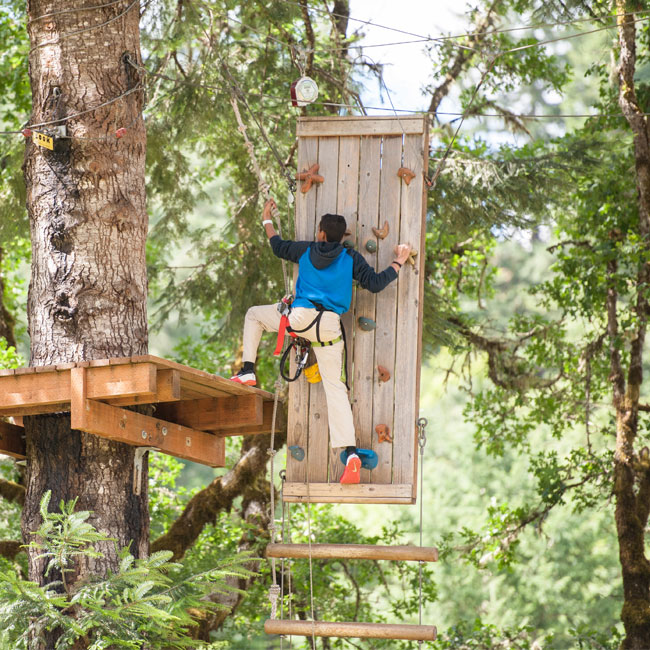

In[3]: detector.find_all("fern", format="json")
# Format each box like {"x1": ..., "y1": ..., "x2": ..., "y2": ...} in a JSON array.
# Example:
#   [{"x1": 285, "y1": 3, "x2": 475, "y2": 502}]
[{"x1": 0, "y1": 492, "x2": 257, "y2": 649}]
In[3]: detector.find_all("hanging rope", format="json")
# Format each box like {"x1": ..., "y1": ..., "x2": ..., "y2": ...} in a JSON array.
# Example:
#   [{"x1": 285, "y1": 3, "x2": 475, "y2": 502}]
[
  {"x1": 417, "y1": 417, "x2": 428, "y2": 647},
  {"x1": 305, "y1": 443, "x2": 317, "y2": 648},
  {"x1": 229, "y1": 93, "x2": 290, "y2": 296},
  {"x1": 279, "y1": 470, "x2": 294, "y2": 649},
  {"x1": 267, "y1": 378, "x2": 284, "y2": 618}
]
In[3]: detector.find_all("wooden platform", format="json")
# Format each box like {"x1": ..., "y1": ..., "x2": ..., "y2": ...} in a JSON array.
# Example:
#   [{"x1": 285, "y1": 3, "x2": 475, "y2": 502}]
[
  {"x1": 0, "y1": 355, "x2": 279, "y2": 467},
  {"x1": 286, "y1": 115, "x2": 428, "y2": 504}
]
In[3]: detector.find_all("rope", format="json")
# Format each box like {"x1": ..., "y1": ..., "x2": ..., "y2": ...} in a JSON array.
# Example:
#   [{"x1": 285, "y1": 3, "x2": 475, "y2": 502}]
[
  {"x1": 305, "y1": 444, "x2": 316, "y2": 648},
  {"x1": 417, "y1": 417, "x2": 428, "y2": 647},
  {"x1": 229, "y1": 93, "x2": 290, "y2": 296},
  {"x1": 267, "y1": 378, "x2": 283, "y2": 617}
]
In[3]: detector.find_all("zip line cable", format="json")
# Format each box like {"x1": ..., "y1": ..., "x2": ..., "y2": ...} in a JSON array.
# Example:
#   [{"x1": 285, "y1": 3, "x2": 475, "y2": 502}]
[
  {"x1": 27, "y1": 0, "x2": 131, "y2": 25},
  {"x1": 4, "y1": 11, "x2": 647, "y2": 140},
  {"x1": 224, "y1": 12, "x2": 480, "y2": 54},
  {"x1": 29, "y1": 0, "x2": 140, "y2": 52},
  {"x1": 282, "y1": 0, "x2": 650, "y2": 47}
]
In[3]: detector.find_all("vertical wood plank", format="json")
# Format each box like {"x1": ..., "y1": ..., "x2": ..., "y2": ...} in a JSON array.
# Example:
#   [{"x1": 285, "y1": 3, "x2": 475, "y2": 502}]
[
  {"x1": 287, "y1": 136, "x2": 319, "y2": 485},
  {"x1": 307, "y1": 136, "x2": 340, "y2": 483},
  {"x1": 324, "y1": 135, "x2": 361, "y2": 483},
  {"x1": 393, "y1": 132, "x2": 426, "y2": 487},
  {"x1": 372, "y1": 136, "x2": 403, "y2": 484},
  {"x1": 70, "y1": 366, "x2": 88, "y2": 431},
  {"x1": 349, "y1": 135, "x2": 380, "y2": 483}
]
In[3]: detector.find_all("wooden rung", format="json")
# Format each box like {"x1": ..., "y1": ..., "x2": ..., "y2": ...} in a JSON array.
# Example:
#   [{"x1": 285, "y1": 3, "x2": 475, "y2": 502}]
[
  {"x1": 282, "y1": 482, "x2": 415, "y2": 505},
  {"x1": 264, "y1": 620, "x2": 437, "y2": 641},
  {"x1": 265, "y1": 543, "x2": 438, "y2": 563}
]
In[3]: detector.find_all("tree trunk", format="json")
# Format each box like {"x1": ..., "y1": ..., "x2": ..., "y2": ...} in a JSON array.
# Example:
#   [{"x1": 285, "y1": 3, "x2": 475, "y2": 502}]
[
  {"x1": 22, "y1": 0, "x2": 148, "y2": 604},
  {"x1": 614, "y1": 3, "x2": 650, "y2": 647}
]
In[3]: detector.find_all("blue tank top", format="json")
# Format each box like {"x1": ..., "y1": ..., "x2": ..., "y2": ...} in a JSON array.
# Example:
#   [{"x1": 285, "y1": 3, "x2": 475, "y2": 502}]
[{"x1": 293, "y1": 247, "x2": 353, "y2": 314}]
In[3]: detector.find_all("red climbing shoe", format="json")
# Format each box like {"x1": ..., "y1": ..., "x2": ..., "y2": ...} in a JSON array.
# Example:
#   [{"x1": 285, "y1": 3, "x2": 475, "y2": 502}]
[
  {"x1": 230, "y1": 370, "x2": 256, "y2": 386},
  {"x1": 340, "y1": 454, "x2": 361, "y2": 484}
]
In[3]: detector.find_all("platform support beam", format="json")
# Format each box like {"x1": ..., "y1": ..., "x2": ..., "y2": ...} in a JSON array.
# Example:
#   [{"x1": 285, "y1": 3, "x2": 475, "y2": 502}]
[
  {"x1": 155, "y1": 394, "x2": 263, "y2": 432},
  {"x1": 264, "y1": 620, "x2": 437, "y2": 641},
  {"x1": 70, "y1": 368, "x2": 225, "y2": 467},
  {"x1": 0, "y1": 420, "x2": 26, "y2": 459}
]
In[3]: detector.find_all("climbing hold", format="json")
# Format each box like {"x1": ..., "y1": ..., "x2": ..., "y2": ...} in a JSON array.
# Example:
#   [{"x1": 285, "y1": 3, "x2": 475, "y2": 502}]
[
  {"x1": 340, "y1": 447, "x2": 378, "y2": 470},
  {"x1": 22, "y1": 128, "x2": 32, "y2": 138},
  {"x1": 115, "y1": 127, "x2": 127, "y2": 138},
  {"x1": 343, "y1": 239, "x2": 355, "y2": 249},
  {"x1": 296, "y1": 163, "x2": 324, "y2": 193},
  {"x1": 289, "y1": 445, "x2": 305, "y2": 461},
  {"x1": 397, "y1": 167, "x2": 416, "y2": 185},
  {"x1": 377, "y1": 365, "x2": 391, "y2": 383},
  {"x1": 405, "y1": 249, "x2": 418, "y2": 266},
  {"x1": 365, "y1": 239, "x2": 377, "y2": 253},
  {"x1": 358, "y1": 317, "x2": 376, "y2": 331},
  {"x1": 375, "y1": 424, "x2": 392, "y2": 444},
  {"x1": 372, "y1": 221, "x2": 389, "y2": 240}
]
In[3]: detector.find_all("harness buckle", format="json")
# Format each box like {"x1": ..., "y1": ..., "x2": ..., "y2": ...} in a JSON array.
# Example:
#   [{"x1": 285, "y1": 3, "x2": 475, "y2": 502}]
[{"x1": 277, "y1": 294, "x2": 293, "y2": 317}]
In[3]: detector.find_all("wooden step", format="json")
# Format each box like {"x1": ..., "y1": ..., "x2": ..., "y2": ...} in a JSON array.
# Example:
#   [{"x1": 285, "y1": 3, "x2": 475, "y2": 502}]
[
  {"x1": 264, "y1": 619, "x2": 437, "y2": 641},
  {"x1": 266, "y1": 543, "x2": 438, "y2": 563}
]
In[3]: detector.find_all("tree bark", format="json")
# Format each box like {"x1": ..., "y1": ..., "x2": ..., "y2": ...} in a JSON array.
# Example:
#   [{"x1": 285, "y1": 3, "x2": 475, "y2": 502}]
[
  {"x1": 614, "y1": 3, "x2": 650, "y2": 647},
  {"x1": 22, "y1": 0, "x2": 148, "y2": 607}
]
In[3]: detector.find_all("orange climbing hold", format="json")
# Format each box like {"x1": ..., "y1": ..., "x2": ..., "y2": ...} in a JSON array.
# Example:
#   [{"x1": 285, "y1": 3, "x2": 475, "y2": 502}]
[{"x1": 296, "y1": 163, "x2": 325, "y2": 193}]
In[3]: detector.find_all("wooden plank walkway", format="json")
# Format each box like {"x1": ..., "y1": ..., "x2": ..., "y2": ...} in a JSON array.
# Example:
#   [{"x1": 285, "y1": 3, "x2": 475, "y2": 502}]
[{"x1": 0, "y1": 355, "x2": 279, "y2": 466}]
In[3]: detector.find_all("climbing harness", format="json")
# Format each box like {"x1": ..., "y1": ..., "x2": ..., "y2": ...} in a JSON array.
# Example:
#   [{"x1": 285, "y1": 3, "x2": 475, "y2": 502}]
[{"x1": 273, "y1": 298, "x2": 350, "y2": 388}]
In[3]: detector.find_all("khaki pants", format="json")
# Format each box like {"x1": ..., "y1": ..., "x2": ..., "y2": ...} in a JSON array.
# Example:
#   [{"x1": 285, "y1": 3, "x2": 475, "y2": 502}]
[{"x1": 243, "y1": 304, "x2": 356, "y2": 449}]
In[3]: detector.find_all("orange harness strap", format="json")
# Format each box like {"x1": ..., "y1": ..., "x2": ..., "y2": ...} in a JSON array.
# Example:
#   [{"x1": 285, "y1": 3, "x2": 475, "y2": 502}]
[{"x1": 274, "y1": 314, "x2": 297, "y2": 356}]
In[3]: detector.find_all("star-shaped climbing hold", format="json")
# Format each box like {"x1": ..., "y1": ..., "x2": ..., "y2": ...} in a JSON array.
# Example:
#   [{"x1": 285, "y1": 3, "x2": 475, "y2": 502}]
[
  {"x1": 296, "y1": 163, "x2": 325, "y2": 193},
  {"x1": 375, "y1": 424, "x2": 392, "y2": 444},
  {"x1": 397, "y1": 167, "x2": 416, "y2": 186}
]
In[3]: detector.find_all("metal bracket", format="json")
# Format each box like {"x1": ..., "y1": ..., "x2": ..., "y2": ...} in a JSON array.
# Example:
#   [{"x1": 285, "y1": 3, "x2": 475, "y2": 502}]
[{"x1": 133, "y1": 446, "x2": 158, "y2": 495}]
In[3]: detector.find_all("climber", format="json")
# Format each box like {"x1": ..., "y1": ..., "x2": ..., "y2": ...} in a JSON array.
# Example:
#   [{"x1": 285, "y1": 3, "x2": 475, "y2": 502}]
[{"x1": 231, "y1": 198, "x2": 412, "y2": 484}]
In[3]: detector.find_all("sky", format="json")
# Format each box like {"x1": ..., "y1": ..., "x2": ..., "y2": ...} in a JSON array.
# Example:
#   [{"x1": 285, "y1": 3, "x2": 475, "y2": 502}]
[{"x1": 347, "y1": 0, "x2": 466, "y2": 113}]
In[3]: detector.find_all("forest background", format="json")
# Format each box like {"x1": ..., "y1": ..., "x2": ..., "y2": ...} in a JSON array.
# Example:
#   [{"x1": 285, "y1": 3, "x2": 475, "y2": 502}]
[{"x1": 0, "y1": 0, "x2": 646, "y2": 648}]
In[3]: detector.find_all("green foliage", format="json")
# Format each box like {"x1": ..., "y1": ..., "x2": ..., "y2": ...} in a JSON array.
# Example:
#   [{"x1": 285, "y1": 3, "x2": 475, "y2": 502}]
[
  {"x1": 0, "y1": 336, "x2": 22, "y2": 369},
  {"x1": 433, "y1": 618, "x2": 545, "y2": 649},
  {"x1": 0, "y1": 492, "x2": 255, "y2": 649},
  {"x1": 0, "y1": 2, "x2": 29, "y2": 244}
]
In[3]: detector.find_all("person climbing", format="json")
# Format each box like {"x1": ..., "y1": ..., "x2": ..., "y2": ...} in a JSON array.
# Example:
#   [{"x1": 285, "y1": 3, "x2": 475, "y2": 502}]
[{"x1": 231, "y1": 198, "x2": 412, "y2": 484}]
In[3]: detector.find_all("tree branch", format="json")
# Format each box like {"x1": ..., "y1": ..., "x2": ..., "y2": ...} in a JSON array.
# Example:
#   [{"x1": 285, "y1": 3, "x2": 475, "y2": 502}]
[
  {"x1": 427, "y1": 0, "x2": 504, "y2": 115},
  {"x1": 0, "y1": 477, "x2": 25, "y2": 506},
  {"x1": 299, "y1": 0, "x2": 316, "y2": 74},
  {"x1": 447, "y1": 316, "x2": 562, "y2": 391},
  {"x1": 192, "y1": 470, "x2": 273, "y2": 639},
  {"x1": 151, "y1": 426, "x2": 286, "y2": 561},
  {"x1": 0, "y1": 540, "x2": 23, "y2": 560}
]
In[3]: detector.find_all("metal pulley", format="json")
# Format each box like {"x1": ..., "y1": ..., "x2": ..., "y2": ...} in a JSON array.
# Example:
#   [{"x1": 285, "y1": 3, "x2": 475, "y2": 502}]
[{"x1": 291, "y1": 76, "x2": 319, "y2": 107}]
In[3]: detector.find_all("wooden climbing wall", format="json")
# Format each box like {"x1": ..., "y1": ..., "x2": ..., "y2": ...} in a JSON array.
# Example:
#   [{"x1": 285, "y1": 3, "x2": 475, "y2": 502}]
[{"x1": 284, "y1": 115, "x2": 429, "y2": 505}]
